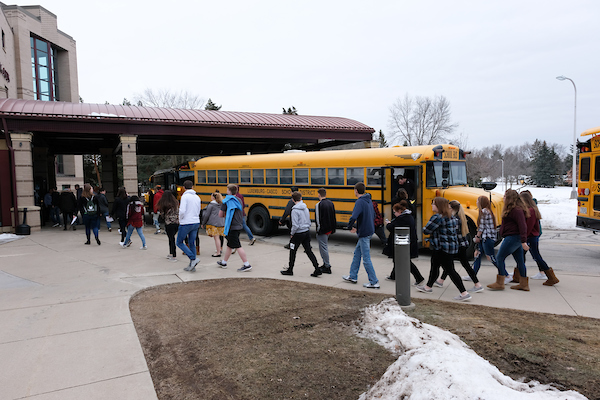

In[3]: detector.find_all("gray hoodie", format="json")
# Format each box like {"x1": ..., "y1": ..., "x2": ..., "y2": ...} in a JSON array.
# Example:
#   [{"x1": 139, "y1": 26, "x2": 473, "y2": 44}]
[{"x1": 291, "y1": 201, "x2": 311, "y2": 236}]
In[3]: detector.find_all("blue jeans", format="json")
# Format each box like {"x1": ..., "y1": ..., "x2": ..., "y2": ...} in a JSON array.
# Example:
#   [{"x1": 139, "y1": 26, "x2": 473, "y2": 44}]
[
  {"x1": 125, "y1": 225, "x2": 146, "y2": 247},
  {"x1": 82, "y1": 213, "x2": 99, "y2": 239},
  {"x1": 472, "y1": 238, "x2": 497, "y2": 273},
  {"x1": 242, "y1": 218, "x2": 254, "y2": 240},
  {"x1": 51, "y1": 206, "x2": 61, "y2": 225},
  {"x1": 349, "y1": 236, "x2": 378, "y2": 285},
  {"x1": 177, "y1": 223, "x2": 199, "y2": 260},
  {"x1": 525, "y1": 236, "x2": 549, "y2": 271},
  {"x1": 495, "y1": 234, "x2": 526, "y2": 277}
]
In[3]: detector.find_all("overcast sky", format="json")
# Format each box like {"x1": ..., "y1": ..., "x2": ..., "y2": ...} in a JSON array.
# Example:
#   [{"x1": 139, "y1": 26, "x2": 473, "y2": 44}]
[{"x1": 36, "y1": 0, "x2": 599, "y2": 151}]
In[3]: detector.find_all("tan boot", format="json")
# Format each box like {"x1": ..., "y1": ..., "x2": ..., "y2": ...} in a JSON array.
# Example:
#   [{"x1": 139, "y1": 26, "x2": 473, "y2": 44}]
[
  {"x1": 543, "y1": 268, "x2": 560, "y2": 286},
  {"x1": 510, "y1": 267, "x2": 520, "y2": 283},
  {"x1": 487, "y1": 274, "x2": 505, "y2": 290},
  {"x1": 511, "y1": 276, "x2": 530, "y2": 291}
]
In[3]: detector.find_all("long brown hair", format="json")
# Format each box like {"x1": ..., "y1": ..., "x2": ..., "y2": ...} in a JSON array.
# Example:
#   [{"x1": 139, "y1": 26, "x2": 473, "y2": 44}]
[
  {"x1": 82, "y1": 183, "x2": 93, "y2": 199},
  {"x1": 449, "y1": 200, "x2": 468, "y2": 236},
  {"x1": 432, "y1": 197, "x2": 452, "y2": 218},
  {"x1": 520, "y1": 191, "x2": 541, "y2": 220},
  {"x1": 477, "y1": 195, "x2": 497, "y2": 228},
  {"x1": 502, "y1": 189, "x2": 530, "y2": 219},
  {"x1": 158, "y1": 190, "x2": 179, "y2": 214}
]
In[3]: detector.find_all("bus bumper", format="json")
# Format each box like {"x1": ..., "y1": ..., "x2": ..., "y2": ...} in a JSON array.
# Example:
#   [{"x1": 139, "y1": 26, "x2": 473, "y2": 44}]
[{"x1": 577, "y1": 216, "x2": 600, "y2": 233}]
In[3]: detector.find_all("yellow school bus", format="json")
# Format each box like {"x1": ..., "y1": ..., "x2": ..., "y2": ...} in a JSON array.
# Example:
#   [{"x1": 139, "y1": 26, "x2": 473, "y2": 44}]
[
  {"x1": 191, "y1": 144, "x2": 504, "y2": 251},
  {"x1": 577, "y1": 126, "x2": 600, "y2": 233}
]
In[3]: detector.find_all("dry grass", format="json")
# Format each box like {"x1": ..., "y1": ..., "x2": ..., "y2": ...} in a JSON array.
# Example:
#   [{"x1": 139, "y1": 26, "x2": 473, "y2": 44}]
[{"x1": 130, "y1": 279, "x2": 600, "y2": 400}]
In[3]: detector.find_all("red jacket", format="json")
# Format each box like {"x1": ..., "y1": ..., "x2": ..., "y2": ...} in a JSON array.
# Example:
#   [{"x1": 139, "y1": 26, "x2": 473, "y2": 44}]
[
  {"x1": 127, "y1": 201, "x2": 145, "y2": 228},
  {"x1": 152, "y1": 189, "x2": 164, "y2": 213},
  {"x1": 525, "y1": 207, "x2": 540, "y2": 238}
]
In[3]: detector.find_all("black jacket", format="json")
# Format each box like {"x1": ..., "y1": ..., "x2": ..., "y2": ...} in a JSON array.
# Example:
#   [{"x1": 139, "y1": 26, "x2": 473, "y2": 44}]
[
  {"x1": 58, "y1": 191, "x2": 77, "y2": 213},
  {"x1": 315, "y1": 198, "x2": 336, "y2": 235},
  {"x1": 383, "y1": 212, "x2": 418, "y2": 259},
  {"x1": 112, "y1": 197, "x2": 129, "y2": 220}
]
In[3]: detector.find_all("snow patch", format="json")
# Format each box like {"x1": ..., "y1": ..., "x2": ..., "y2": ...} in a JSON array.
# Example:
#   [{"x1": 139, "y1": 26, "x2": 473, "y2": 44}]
[{"x1": 356, "y1": 298, "x2": 587, "y2": 400}]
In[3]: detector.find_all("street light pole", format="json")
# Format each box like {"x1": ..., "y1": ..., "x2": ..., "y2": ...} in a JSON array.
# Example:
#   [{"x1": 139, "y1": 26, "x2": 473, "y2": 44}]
[
  {"x1": 497, "y1": 159, "x2": 505, "y2": 192},
  {"x1": 556, "y1": 75, "x2": 578, "y2": 199}
]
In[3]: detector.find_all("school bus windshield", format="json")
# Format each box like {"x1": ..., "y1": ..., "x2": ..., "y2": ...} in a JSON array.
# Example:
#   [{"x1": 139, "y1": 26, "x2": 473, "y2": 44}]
[{"x1": 426, "y1": 161, "x2": 468, "y2": 187}]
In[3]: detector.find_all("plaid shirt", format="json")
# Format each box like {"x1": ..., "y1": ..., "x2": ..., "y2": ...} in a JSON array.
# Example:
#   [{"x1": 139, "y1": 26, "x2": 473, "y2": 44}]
[
  {"x1": 423, "y1": 214, "x2": 459, "y2": 254},
  {"x1": 455, "y1": 217, "x2": 469, "y2": 248},
  {"x1": 477, "y1": 208, "x2": 497, "y2": 241}
]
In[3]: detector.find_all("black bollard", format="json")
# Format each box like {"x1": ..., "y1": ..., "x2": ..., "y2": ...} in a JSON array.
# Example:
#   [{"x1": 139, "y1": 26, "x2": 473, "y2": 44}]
[{"x1": 394, "y1": 227, "x2": 413, "y2": 308}]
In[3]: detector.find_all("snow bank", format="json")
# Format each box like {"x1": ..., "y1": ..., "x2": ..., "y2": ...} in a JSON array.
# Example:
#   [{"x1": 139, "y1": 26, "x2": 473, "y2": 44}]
[
  {"x1": 0, "y1": 233, "x2": 24, "y2": 245},
  {"x1": 356, "y1": 298, "x2": 587, "y2": 400}
]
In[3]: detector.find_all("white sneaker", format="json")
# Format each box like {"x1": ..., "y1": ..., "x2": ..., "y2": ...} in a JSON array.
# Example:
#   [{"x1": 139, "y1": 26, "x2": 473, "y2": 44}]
[
  {"x1": 462, "y1": 276, "x2": 472, "y2": 281},
  {"x1": 140, "y1": 246, "x2": 147, "y2": 250},
  {"x1": 531, "y1": 272, "x2": 547, "y2": 280},
  {"x1": 119, "y1": 241, "x2": 124, "y2": 246},
  {"x1": 454, "y1": 293, "x2": 472, "y2": 301},
  {"x1": 434, "y1": 280, "x2": 444, "y2": 288},
  {"x1": 504, "y1": 275, "x2": 513, "y2": 284}
]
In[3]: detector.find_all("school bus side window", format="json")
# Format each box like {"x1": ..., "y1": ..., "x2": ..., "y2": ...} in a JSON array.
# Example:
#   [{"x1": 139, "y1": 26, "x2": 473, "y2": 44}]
[
  {"x1": 266, "y1": 169, "x2": 277, "y2": 184},
  {"x1": 295, "y1": 168, "x2": 309, "y2": 185},
  {"x1": 240, "y1": 169, "x2": 251, "y2": 184},
  {"x1": 207, "y1": 170, "x2": 216, "y2": 184},
  {"x1": 311, "y1": 168, "x2": 325, "y2": 185},
  {"x1": 253, "y1": 169, "x2": 264, "y2": 184},
  {"x1": 367, "y1": 167, "x2": 383, "y2": 186},
  {"x1": 280, "y1": 169, "x2": 292, "y2": 185},
  {"x1": 218, "y1": 170, "x2": 227, "y2": 184},
  {"x1": 580, "y1": 157, "x2": 590, "y2": 181},
  {"x1": 197, "y1": 170, "x2": 206, "y2": 184},
  {"x1": 347, "y1": 167, "x2": 364, "y2": 185},
  {"x1": 229, "y1": 170, "x2": 238, "y2": 184},
  {"x1": 328, "y1": 168, "x2": 343, "y2": 185},
  {"x1": 595, "y1": 156, "x2": 600, "y2": 181}
]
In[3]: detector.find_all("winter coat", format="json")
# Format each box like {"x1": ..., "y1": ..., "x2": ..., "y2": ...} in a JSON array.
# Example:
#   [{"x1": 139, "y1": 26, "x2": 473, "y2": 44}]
[
  {"x1": 202, "y1": 201, "x2": 225, "y2": 227},
  {"x1": 152, "y1": 189, "x2": 164, "y2": 213},
  {"x1": 59, "y1": 191, "x2": 77, "y2": 213},
  {"x1": 112, "y1": 197, "x2": 129, "y2": 220},
  {"x1": 97, "y1": 193, "x2": 109, "y2": 215},
  {"x1": 291, "y1": 201, "x2": 311, "y2": 236},
  {"x1": 126, "y1": 200, "x2": 145, "y2": 228},
  {"x1": 179, "y1": 189, "x2": 201, "y2": 225},
  {"x1": 383, "y1": 211, "x2": 418, "y2": 259}
]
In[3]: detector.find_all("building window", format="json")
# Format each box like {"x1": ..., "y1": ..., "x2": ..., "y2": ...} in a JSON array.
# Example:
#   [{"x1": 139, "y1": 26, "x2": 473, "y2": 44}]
[
  {"x1": 31, "y1": 36, "x2": 58, "y2": 101},
  {"x1": 56, "y1": 154, "x2": 64, "y2": 174}
]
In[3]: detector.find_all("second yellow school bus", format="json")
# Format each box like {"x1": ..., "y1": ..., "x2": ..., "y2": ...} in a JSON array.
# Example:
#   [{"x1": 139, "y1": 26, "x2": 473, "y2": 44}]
[
  {"x1": 191, "y1": 144, "x2": 503, "y2": 250},
  {"x1": 577, "y1": 126, "x2": 600, "y2": 233}
]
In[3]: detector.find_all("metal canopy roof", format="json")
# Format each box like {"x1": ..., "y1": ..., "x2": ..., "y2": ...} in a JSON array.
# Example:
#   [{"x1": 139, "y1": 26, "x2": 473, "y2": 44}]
[{"x1": 0, "y1": 99, "x2": 374, "y2": 155}]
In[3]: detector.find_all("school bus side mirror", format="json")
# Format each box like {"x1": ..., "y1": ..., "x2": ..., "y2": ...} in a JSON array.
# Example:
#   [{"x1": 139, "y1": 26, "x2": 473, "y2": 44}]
[{"x1": 442, "y1": 161, "x2": 450, "y2": 179}]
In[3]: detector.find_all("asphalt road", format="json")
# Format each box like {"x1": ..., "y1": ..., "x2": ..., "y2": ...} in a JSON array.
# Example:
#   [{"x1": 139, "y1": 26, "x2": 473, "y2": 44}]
[{"x1": 261, "y1": 227, "x2": 599, "y2": 276}]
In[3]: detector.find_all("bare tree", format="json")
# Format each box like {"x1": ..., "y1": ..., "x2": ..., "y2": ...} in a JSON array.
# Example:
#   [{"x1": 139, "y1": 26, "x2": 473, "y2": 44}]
[
  {"x1": 388, "y1": 94, "x2": 458, "y2": 146},
  {"x1": 135, "y1": 89, "x2": 205, "y2": 109}
]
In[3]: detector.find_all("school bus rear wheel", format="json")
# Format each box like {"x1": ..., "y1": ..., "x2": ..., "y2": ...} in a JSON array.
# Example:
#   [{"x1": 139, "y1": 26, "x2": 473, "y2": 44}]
[{"x1": 248, "y1": 206, "x2": 272, "y2": 236}]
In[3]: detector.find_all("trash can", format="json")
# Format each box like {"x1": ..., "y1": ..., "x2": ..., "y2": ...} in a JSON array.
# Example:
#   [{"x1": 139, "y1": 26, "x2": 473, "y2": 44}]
[{"x1": 394, "y1": 227, "x2": 414, "y2": 309}]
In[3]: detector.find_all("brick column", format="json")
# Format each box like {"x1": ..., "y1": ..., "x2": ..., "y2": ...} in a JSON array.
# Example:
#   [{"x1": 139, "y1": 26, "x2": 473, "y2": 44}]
[
  {"x1": 120, "y1": 135, "x2": 138, "y2": 195},
  {"x1": 11, "y1": 132, "x2": 41, "y2": 231}
]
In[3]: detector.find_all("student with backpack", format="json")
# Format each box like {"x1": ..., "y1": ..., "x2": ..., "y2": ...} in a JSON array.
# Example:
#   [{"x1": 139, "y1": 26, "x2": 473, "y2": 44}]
[{"x1": 77, "y1": 184, "x2": 101, "y2": 245}]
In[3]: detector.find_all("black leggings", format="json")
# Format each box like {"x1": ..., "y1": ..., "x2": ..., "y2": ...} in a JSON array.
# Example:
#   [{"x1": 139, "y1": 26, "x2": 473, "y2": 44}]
[
  {"x1": 427, "y1": 250, "x2": 466, "y2": 292},
  {"x1": 441, "y1": 246, "x2": 479, "y2": 284},
  {"x1": 389, "y1": 260, "x2": 424, "y2": 282},
  {"x1": 166, "y1": 223, "x2": 179, "y2": 257},
  {"x1": 288, "y1": 231, "x2": 319, "y2": 270}
]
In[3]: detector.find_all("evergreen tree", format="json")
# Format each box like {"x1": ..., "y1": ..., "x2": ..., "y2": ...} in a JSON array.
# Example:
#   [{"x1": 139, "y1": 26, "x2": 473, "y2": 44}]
[
  {"x1": 531, "y1": 140, "x2": 559, "y2": 187},
  {"x1": 204, "y1": 98, "x2": 222, "y2": 111},
  {"x1": 377, "y1": 130, "x2": 388, "y2": 148}
]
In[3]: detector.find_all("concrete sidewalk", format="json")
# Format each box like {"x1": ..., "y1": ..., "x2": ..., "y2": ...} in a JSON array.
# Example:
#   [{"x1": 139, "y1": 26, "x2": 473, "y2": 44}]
[{"x1": 1, "y1": 227, "x2": 598, "y2": 399}]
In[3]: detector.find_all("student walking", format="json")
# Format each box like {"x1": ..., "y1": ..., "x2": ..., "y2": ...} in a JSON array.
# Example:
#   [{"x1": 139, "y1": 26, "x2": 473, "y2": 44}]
[
  {"x1": 314, "y1": 188, "x2": 336, "y2": 274},
  {"x1": 122, "y1": 195, "x2": 147, "y2": 250},
  {"x1": 416, "y1": 197, "x2": 471, "y2": 301},
  {"x1": 435, "y1": 200, "x2": 483, "y2": 293},
  {"x1": 280, "y1": 191, "x2": 321, "y2": 277},
  {"x1": 372, "y1": 200, "x2": 387, "y2": 246},
  {"x1": 217, "y1": 184, "x2": 252, "y2": 272},
  {"x1": 235, "y1": 186, "x2": 256, "y2": 245},
  {"x1": 384, "y1": 201, "x2": 424, "y2": 285},
  {"x1": 58, "y1": 188, "x2": 77, "y2": 231},
  {"x1": 112, "y1": 187, "x2": 129, "y2": 245},
  {"x1": 279, "y1": 186, "x2": 298, "y2": 249},
  {"x1": 178, "y1": 181, "x2": 202, "y2": 272},
  {"x1": 201, "y1": 192, "x2": 225, "y2": 257},
  {"x1": 487, "y1": 189, "x2": 530, "y2": 291},
  {"x1": 342, "y1": 182, "x2": 380, "y2": 289},
  {"x1": 469, "y1": 195, "x2": 497, "y2": 279},
  {"x1": 520, "y1": 191, "x2": 559, "y2": 286},
  {"x1": 97, "y1": 187, "x2": 111, "y2": 232},
  {"x1": 152, "y1": 185, "x2": 164, "y2": 234},
  {"x1": 78, "y1": 184, "x2": 101, "y2": 245},
  {"x1": 157, "y1": 190, "x2": 180, "y2": 262}
]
